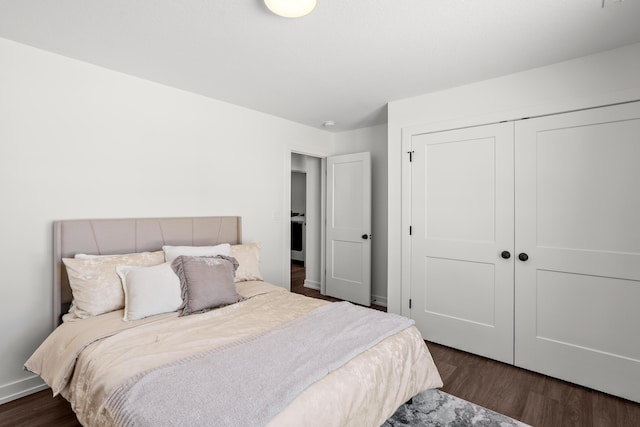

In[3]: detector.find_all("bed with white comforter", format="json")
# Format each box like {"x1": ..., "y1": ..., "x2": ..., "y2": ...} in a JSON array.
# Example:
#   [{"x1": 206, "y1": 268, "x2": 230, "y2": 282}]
[{"x1": 27, "y1": 217, "x2": 442, "y2": 426}]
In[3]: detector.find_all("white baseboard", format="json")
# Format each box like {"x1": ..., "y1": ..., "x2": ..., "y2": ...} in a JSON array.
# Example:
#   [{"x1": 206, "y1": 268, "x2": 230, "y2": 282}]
[
  {"x1": 371, "y1": 294, "x2": 388, "y2": 307},
  {"x1": 303, "y1": 279, "x2": 321, "y2": 290},
  {"x1": 0, "y1": 374, "x2": 47, "y2": 405}
]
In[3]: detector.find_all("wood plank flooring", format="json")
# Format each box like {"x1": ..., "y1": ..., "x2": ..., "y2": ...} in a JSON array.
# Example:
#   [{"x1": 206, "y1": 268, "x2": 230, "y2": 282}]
[
  {"x1": 0, "y1": 390, "x2": 79, "y2": 427},
  {"x1": 1, "y1": 264, "x2": 638, "y2": 426},
  {"x1": 427, "y1": 341, "x2": 640, "y2": 427},
  {"x1": 290, "y1": 263, "x2": 385, "y2": 311}
]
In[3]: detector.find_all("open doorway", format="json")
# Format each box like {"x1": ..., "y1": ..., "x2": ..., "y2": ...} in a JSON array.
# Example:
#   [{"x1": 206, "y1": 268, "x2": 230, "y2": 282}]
[
  {"x1": 287, "y1": 150, "x2": 377, "y2": 307},
  {"x1": 290, "y1": 153, "x2": 322, "y2": 295}
]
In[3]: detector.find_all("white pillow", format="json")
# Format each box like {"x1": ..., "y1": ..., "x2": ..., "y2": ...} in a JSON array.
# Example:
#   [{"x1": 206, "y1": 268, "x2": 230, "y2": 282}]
[
  {"x1": 75, "y1": 253, "x2": 121, "y2": 259},
  {"x1": 230, "y1": 243, "x2": 263, "y2": 282},
  {"x1": 163, "y1": 243, "x2": 231, "y2": 263},
  {"x1": 116, "y1": 263, "x2": 182, "y2": 321}
]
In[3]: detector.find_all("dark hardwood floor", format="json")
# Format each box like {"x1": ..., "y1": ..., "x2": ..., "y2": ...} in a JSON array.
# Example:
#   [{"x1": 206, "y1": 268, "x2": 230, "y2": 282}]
[
  {"x1": 0, "y1": 390, "x2": 79, "y2": 427},
  {"x1": 427, "y1": 341, "x2": 640, "y2": 427},
  {"x1": 1, "y1": 265, "x2": 638, "y2": 426},
  {"x1": 290, "y1": 261, "x2": 341, "y2": 302},
  {"x1": 290, "y1": 262, "x2": 386, "y2": 311}
]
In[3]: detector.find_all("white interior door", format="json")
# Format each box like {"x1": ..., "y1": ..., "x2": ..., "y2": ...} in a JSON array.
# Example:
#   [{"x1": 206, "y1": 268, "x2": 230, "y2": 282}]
[
  {"x1": 515, "y1": 102, "x2": 640, "y2": 402},
  {"x1": 410, "y1": 122, "x2": 515, "y2": 364},
  {"x1": 325, "y1": 152, "x2": 371, "y2": 306}
]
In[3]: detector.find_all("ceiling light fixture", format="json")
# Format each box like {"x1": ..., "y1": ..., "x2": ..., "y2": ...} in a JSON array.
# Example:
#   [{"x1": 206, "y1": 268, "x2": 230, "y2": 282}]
[{"x1": 264, "y1": 0, "x2": 317, "y2": 18}]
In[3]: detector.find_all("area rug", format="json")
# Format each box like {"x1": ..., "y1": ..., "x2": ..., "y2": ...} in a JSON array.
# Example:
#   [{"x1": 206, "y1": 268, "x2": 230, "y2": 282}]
[{"x1": 383, "y1": 389, "x2": 530, "y2": 427}]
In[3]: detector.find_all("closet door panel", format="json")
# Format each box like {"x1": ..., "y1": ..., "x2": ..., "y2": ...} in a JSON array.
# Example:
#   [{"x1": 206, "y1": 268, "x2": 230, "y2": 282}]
[
  {"x1": 535, "y1": 119, "x2": 640, "y2": 253},
  {"x1": 535, "y1": 270, "x2": 640, "y2": 361},
  {"x1": 411, "y1": 122, "x2": 514, "y2": 364},
  {"x1": 515, "y1": 101, "x2": 640, "y2": 403}
]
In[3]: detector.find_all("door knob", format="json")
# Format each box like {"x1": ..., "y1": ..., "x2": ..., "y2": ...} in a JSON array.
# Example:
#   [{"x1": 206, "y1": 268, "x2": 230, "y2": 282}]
[
  {"x1": 518, "y1": 253, "x2": 529, "y2": 262},
  {"x1": 501, "y1": 251, "x2": 511, "y2": 259},
  {"x1": 361, "y1": 234, "x2": 369, "y2": 240}
]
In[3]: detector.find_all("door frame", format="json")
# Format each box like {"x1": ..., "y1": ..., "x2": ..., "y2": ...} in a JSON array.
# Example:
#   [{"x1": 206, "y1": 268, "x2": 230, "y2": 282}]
[
  {"x1": 283, "y1": 145, "x2": 332, "y2": 292},
  {"x1": 400, "y1": 132, "x2": 412, "y2": 317}
]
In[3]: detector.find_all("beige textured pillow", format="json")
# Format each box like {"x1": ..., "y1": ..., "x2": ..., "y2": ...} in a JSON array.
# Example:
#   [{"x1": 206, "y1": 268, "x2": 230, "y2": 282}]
[
  {"x1": 230, "y1": 243, "x2": 263, "y2": 282},
  {"x1": 63, "y1": 251, "x2": 165, "y2": 318}
]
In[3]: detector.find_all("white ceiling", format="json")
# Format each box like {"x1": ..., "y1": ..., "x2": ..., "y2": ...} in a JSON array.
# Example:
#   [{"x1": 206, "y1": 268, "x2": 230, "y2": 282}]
[{"x1": 1, "y1": 0, "x2": 640, "y2": 132}]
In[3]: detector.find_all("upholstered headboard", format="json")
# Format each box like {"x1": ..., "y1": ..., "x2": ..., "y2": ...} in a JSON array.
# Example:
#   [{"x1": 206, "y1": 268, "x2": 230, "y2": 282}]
[{"x1": 53, "y1": 216, "x2": 242, "y2": 327}]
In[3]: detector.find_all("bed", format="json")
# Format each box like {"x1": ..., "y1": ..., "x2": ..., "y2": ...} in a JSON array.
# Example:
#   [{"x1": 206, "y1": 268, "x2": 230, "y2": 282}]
[{"x1": 25, "y1": 216, "x2": 442, "y2": 426}]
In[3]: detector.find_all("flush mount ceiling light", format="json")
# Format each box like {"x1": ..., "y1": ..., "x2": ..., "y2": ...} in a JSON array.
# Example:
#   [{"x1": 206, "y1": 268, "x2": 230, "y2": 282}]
[{"x1": 264, "y1": 0, "x2": 317, "y2": 18}]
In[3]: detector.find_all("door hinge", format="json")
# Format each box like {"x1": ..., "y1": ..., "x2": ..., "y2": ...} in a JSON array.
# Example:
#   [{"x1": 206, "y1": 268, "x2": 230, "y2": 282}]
[
  {"x1": 409, "y1": 299, "x2": 412, "y2": 309},
  {"x1": 409, "y1": 225, "x2": 412, "y2": 235},
  {"x1": 407, "y1": 150, "x2": 415, "y2": 162}
]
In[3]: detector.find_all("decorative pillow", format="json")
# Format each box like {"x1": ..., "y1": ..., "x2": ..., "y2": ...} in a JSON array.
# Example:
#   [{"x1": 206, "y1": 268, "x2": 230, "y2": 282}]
[
  {"x1": 163, "y1": 243, "x2": 231, "y2": 264},
  {"x1": 230, "y1": 243, "x2": 263, "y2": 282},
  {"x1": 63, "y1": 251, "x2": 165, "y2": 318},
  {"x1": 116, "y1": 263, "x2": 182, "y2": 321},
  {"x1": 171, "y1": 255, "x2": 241, "y2": 316}
]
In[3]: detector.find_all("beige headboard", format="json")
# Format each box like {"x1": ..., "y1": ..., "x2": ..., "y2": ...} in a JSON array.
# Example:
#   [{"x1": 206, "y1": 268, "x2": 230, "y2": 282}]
[{"x1": 53, "y1": 216, "x2": 242, "y2": 327}]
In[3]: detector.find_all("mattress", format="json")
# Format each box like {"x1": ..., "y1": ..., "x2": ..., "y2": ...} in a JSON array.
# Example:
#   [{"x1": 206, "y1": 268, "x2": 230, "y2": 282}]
[{"x1": 26, "y1": 281, "x2": 442, "y2": 426}]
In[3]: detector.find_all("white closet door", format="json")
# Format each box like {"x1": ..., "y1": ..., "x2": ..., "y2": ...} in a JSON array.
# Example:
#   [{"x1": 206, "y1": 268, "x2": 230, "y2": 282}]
[
  {"x1": 515, "y1": 102, "x2": 640, "y2": 402},
  {"x1": 411, "y1": 122, "x2": 515, "y2": 364}
]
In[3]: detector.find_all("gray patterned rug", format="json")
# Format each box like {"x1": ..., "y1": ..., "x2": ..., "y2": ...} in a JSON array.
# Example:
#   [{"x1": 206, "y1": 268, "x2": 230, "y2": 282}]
[{"x1": 383, "y1": 389, "x2": 530, "y2": 427}]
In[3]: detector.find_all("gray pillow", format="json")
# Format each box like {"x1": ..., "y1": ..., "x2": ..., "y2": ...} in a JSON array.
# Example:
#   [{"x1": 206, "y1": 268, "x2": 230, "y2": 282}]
[{"x1": 171, "y1": 255, "x2": 241, "y2": 316}]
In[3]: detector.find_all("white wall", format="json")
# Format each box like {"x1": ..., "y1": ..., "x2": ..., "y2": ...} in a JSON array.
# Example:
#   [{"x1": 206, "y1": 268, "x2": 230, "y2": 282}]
[
  {"x1": 387, "y1": 42, "x2": 640, "y2": 314},
  {"x1": 0, "y1": 37, "x2": 333, "y2": 403},
  {"x1": 334, "y1": 124, "x2": 388, "y2": 306}
]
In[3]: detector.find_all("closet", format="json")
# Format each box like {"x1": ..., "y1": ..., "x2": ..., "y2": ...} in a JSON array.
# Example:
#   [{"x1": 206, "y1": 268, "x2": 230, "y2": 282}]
[{"x1": 406, "y1": 101, "x2": 640, "y2": 402}]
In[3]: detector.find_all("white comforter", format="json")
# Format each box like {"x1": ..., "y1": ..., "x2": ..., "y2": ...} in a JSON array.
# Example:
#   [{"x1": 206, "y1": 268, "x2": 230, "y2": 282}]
[{"x1": 26, "y1": 281, "x2": 443, "y2": 426}]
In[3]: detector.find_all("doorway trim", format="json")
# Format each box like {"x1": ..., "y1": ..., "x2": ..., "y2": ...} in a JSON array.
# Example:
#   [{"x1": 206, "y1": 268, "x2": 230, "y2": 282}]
[{"x1": 283, "y1": 145, "x2": 332, "y2": 292}]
